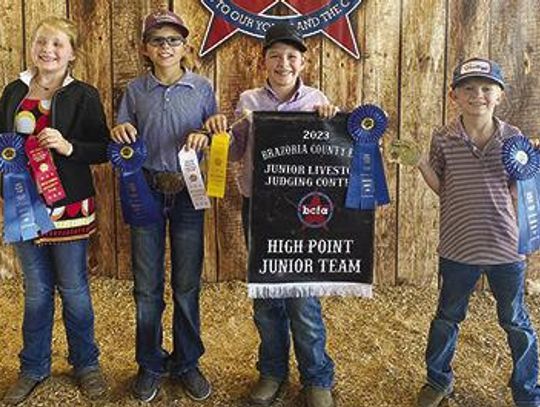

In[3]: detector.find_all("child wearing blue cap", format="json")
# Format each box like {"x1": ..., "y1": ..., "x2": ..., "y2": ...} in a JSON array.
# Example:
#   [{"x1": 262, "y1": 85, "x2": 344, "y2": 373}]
[{"x1": 394, "y1": 57, "x2": 540, "y2": 407}]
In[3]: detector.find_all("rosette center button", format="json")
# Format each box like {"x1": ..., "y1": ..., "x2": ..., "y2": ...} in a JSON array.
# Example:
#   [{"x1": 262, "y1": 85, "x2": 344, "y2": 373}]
[
  {"x1": 361, "y1": 118, "x2": 375, "y2": 130},
  {"x1": 2, "y1": 147, "x2": 16, "y2": 161},
  {"x1": 516, "y1": 150, "x2": 529, "y2": 165}
]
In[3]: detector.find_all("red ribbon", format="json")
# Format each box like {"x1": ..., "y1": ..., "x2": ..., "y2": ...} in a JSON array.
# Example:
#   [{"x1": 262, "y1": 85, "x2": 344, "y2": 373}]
[{"x1": 25, "y1": 136, "x2": 66, "y2": 206}]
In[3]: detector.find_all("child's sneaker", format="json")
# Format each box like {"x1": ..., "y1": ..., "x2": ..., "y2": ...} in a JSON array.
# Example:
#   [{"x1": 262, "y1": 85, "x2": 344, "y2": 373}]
[
  {"x1": 132, "y1": 368, "x2": 161, "y2": 402},
  {"x1": 416, "y1": 383, "x2": 450, "y2": 407},
  {"x1": 180, "y1": 367, "x2": 211, "y2": 401}
]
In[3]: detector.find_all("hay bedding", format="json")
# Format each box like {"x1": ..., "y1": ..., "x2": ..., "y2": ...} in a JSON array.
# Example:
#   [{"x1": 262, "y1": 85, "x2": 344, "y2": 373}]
[{"x1": 1, "y1": 276, "x2": 538, "y2": 406}]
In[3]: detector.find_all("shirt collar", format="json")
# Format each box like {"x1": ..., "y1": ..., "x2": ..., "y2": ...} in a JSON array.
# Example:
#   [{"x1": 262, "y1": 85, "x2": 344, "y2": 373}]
[
  {"x1": 19, "y1": 68, "x2": 74, "y2": 88},
  {"x1": 451, "y1": 116, "x2": 504, "y2": 158},
  {"x1": 449, "y1": 115, "x2": 503, "y2": 141},
  {"x1": 264, "y1": 78, "x2": 305, "y2": 103},
  {"x1": 144, "y1": 69, "x2": 196, "y2": 91}
]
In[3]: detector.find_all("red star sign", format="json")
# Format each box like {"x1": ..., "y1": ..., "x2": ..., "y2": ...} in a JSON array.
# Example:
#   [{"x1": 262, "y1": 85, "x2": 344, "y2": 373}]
[{"x1": 199, "y1": 0, "x2": 361, "y2": 59}]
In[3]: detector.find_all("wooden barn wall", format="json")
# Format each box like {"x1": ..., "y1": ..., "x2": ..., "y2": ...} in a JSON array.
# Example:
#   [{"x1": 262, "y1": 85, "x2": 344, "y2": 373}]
[{"x1": 0, "y1": 0, "x2": 539, "y2": 285}]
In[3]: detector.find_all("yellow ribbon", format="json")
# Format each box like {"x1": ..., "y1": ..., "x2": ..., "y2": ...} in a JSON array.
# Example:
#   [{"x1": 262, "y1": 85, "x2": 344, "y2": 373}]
[{"x1": 206, "y1": 132, "x2": 230, "y2": 198}]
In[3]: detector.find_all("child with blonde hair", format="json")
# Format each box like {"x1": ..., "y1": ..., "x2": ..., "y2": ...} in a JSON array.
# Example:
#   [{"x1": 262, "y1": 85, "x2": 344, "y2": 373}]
[
  {"x1": 0, "y1": 16, "x2": 110, "y2": 404},
  {"x1": 394, "y1": 58, "x2": 540, "y2": 407}
]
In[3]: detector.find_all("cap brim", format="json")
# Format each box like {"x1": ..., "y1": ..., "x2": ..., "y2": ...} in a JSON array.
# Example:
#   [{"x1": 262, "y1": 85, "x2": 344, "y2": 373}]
[
  {"x1": 263, "y1": 38, "x2": 307, "y2": 52},
  {"x1": 143, "y1": 23, "x2": 190, "y2": 40},
  {"x1": 452, "y1": 73, "x2": 505, "y2": 89}
]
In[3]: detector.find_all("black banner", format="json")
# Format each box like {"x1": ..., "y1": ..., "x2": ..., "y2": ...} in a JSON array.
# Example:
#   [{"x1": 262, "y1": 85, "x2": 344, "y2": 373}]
[{"x1": 248, "y1": 112, "x2": 374, "y2": 298}]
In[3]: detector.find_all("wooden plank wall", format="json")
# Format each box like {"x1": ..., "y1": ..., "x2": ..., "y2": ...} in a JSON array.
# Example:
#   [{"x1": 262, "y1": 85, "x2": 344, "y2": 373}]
[{"x1": 0, "y1": 0, "x2": 539, "y2": 286}]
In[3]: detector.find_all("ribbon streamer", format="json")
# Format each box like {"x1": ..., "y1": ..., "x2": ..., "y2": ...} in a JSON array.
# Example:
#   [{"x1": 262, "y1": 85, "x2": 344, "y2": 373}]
[
  {"x1": 0, "y1": 132, "x2": 54, "y2": 243},
  {"x1": 108, "y1": 139, "x2": 160, "y2": 226},
  {"x1": 25, "y1": 135, "x2": 66, "y2": 205},
  {"x1": 502, "y1": 135, "x2": 540, "y2": 254},
  {"x1": 345, "y1": 105, "x2": 390, "y2": 209},
  {"x1": 207, "y1": 132, "x2": 231, "y2": 198},
  {"x1": 516, "y1": 180, "x2": 540, "y2": 255},
  {"x1": 178, "y1": 148, "x2": 211, "y2": 210}
]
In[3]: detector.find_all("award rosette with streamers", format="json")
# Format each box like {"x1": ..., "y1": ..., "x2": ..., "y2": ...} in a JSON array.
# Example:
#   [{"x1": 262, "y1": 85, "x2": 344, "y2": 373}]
[
  {"x1": 345, "y1": 104, "x2": 390, "y2": 209},
  {"x1": 502, "y1": 135, "x2": 540, "y2": 254},
  {"x1": 0, "y1": 132, "x2": 54, "y2": 243},
  {"x1": 108, "y1": 139, "x2": 160, "y2": 226}
]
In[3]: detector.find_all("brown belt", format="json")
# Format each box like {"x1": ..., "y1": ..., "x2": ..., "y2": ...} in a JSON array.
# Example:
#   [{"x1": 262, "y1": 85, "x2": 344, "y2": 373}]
[{"x1": 143, "y1": 169, "x2": 185, "y2": 194}]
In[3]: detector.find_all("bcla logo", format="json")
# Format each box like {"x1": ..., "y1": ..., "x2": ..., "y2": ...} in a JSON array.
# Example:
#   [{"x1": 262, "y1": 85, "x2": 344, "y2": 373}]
[{"x1": 297, "y1": 191, "x2": 334, "y2": 228}]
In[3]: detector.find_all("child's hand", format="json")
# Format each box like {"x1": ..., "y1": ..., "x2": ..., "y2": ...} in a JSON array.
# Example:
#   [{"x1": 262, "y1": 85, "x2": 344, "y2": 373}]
[
  {"x1": 111, "y1": 123, "x2": 138, "y2": 144},
  {"x1": 36, "y1": 127, "x2": 73, "y2": 156},
  {"x1": 204, "y1": 114, "x2": 228, "y2": 134},
  {"x1": 185, "y1": 132, "x2": 210, "y2": 152},
  {"x1": 315, "y1": 104, "x2": 339, "y2": 119},
  {"x1": 388, "y1": 139, "x2": 423, "y2": 166},
  {"x1": 241, "y1": 109, "x2": 253, "y2": 124}
]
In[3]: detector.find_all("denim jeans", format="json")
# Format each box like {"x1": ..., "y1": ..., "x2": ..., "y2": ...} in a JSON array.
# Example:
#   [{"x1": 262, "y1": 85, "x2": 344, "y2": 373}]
[
  {"x1": 253, "y1": 298, "x2": 335, "y2": 388},
  {"x1": 242, "y1": 198, "x2": 335, "y2": 388},
  {"x1": 426, "y1": 257, "x2": 540, "y2": 406},
  {"x1": 131, "y1": 189, "x2": 204, "y2": 376},
  {"x1": 14, "y1": 239, "x2": 99, "y2": 380}
]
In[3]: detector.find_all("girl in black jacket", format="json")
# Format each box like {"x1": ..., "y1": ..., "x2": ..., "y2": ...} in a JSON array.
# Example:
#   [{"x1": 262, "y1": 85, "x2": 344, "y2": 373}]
[{"x1": 0, "y1": 16, "x2": 109, "y2": 405}]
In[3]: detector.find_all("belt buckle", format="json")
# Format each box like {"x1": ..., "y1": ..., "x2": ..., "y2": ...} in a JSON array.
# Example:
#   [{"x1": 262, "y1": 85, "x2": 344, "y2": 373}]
[{"x1": 154, "y1": 172, "x2": 185, "y2": 194}]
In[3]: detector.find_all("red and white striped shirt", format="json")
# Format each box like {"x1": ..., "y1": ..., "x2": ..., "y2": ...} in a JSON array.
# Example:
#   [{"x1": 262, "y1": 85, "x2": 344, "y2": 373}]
[{"x1": 429, "y1": 117, "x2": 524, "y2": 265}]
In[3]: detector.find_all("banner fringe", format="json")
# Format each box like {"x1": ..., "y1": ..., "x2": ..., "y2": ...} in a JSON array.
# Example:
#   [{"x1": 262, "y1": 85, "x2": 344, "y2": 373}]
[{"x1": 248, "y1": 282, "x2": 373, "y2": 299}]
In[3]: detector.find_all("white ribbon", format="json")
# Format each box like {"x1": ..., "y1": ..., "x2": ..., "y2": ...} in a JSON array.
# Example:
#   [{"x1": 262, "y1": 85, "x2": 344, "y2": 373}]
[{"x1": 178, "y1": 148, "x2": 211, "y2": 210}]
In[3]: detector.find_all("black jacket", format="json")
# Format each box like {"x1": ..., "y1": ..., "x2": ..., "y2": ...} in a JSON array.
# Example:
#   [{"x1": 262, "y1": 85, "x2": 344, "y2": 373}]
[{"x1": 0, "y1": 78, "x2": 110, "y2": 207}]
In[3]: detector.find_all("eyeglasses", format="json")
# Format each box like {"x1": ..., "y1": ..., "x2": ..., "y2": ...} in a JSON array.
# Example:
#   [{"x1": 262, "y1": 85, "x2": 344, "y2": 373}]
[{"x1": 146, "y1": 36, "x2": 185, "y2": 47}]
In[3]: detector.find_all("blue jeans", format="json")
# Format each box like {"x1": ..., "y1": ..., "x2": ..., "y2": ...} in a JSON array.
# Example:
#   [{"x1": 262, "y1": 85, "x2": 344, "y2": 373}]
[
  {"x1": 14, "y1": 239, "x2": 99, "y2": 380},
  {"x1": 243, "y1": 198, "x2": 334, "y2": 388},
  {"x1": 131, "y1": 190, "x2": 204, "y2": 376},
  {"x1": 426, "y1": 257, "x2": 540, "y2": 406},
  {"x1": 253, "y1": 298, "x2": 335, "y2": 388}
]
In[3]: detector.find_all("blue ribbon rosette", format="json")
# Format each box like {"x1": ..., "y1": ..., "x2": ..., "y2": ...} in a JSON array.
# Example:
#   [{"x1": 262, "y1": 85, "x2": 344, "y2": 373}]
[
  {"x1": 345, "y1": 105, "x2": 390, "y2": 210},
  {"x1": 108, "y1": 139, "x2": 160, "y2": 226},
  {"x1": 0, "y1": 132, "x2": 54, "y2": 242},
  {"x1": 502, "y1": 135, "x2": 540, "y2": 255}
]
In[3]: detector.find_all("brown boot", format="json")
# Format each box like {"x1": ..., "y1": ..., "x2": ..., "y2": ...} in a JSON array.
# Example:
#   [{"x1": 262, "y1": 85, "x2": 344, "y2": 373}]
[
  {"x1": 416, "y1": 383, "x2": 450, "y2": 407},
  {"x1": 249, "y1": 377, "x2": 284, "y2": 406},
  {"x1": 3, "y1": 375, "x2": 44, "y2": 405},
  {"x1": 305, "y1": 387, "x2": 334, "y2": 407},
  {"x1": 77, "y1": 368, "x2": 108, "y2": 400}
]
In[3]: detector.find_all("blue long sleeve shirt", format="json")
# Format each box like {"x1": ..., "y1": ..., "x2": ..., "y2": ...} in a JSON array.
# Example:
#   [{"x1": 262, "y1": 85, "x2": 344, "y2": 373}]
[{"x1": 116, "y1": 71, "x2": 217, "y2": 172}]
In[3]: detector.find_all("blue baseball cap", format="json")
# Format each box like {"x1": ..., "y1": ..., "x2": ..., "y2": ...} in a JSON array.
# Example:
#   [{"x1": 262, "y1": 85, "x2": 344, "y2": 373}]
[{"x1": 451, "y1": 58, "x2": 505, "y2": 89}]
